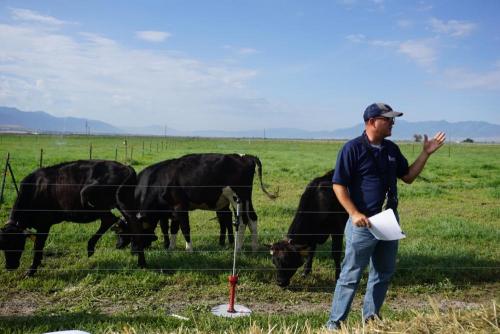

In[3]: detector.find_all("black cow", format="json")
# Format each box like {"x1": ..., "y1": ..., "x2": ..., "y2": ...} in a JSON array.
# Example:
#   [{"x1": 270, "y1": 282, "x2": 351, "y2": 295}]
[
  {"x1": 0, "y1": 160, "x2": 145, "y2": 277},
  {"x1": 116, "y1": 153, "x2": 277, "y2": 252},
  {"x1": 270, "y1": 170, "x2": 347, "y2": 287}
]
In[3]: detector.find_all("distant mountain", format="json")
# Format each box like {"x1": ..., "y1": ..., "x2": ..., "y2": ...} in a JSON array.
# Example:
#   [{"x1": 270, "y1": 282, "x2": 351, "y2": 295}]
[
  {"x1": 1, "y1": 106, "x2": 499, "y2": 141},
  {"x1": 0, "y1": 106, "x2": 123, "y2": 134}
]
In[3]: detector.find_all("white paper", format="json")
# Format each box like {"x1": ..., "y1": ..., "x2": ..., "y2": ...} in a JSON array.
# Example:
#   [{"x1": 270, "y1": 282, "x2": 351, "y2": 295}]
[{"x1": 368, "y1": 209, "x2": 406, "y2": 241}]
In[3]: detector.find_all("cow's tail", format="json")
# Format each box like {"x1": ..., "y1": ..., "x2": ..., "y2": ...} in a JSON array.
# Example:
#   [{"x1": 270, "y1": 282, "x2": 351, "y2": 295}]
[
  {"x1": 246, "y1": 155, "x2": 279, "y2": 200},
  {"x1": 116, "y1": 166, "x2": 138, "y2": 213}
]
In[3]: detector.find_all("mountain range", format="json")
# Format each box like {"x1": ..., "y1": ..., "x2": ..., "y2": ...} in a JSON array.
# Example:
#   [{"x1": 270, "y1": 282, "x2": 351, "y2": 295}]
[{"x1": 1, "y1": 106, "x2": 499, "y2": 142}]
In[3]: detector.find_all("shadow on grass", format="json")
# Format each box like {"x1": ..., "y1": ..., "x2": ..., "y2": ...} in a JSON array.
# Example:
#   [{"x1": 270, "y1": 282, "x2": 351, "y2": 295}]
[{"x1": 2, "y1": 241, "x2": 497, "y2": 291}]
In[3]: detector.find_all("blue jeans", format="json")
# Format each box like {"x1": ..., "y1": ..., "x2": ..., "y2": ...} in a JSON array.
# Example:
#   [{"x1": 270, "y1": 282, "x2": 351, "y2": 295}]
[{"x1": 326, "y1": 217, "x2": 398, "y2": 326}]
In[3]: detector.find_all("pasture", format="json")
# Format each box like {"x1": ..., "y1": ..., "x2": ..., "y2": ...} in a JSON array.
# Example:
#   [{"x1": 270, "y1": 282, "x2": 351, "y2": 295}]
[{"x1": 0, "y1": 134, "x2": 498, "y2": 333}]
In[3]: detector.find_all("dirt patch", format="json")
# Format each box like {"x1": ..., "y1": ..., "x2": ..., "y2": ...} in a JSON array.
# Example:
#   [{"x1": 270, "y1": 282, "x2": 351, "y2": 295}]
[
  {"x1": 0, "y1": 284, "x2": 496, "y2": 317},
  {"x1": 0, "y1": 292, "x2": 43, "y2": 316}
]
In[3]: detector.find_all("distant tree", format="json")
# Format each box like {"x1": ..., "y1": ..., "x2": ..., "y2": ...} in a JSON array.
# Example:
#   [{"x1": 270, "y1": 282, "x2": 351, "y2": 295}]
[
  {"x1": 462, "y1": 138, "x2": 474, "y2": 143},
  {"x1": 413, "y1": 134, "x2": 423, "y2": 142}
]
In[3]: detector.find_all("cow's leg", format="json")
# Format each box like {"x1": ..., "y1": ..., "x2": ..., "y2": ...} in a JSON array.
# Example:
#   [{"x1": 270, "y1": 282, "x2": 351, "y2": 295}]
[
  {"x1": 118, "y1": 210, "x2": 146, "y2": 268},
  {"x1": 142, "y1": 220, "x2": 159, "y2": 249},
  {"x1": 174, "y1": 210, "x2": 192, "y2": 252},
  {"x1": 235, "y1": 219, "x2": 246, "y2": 252},
  {"x1": 159, "y1": 216, "x2": 170, "y2": 249},
  {"x1": 220, "y1": 187, "x2": 244, "y2": 250},
  {"x1": 88, "y1": 213, "x2": 118, "y2": 257},
  {"x1": 331, "y1": 233, "x2": 344, "y2": 281},
  {"x1": 24, "y1": 227, "x2": 50, "y2": 278},
  {"x1": 302, "y1": 244, "x2": 316, "y2": 277},
  {"x1": 246, "y1": 200, "x2": 259, "y2": 252},
  {"x1": 168, "y1": 217, "x2": 179, "y2": 251},
  {"x1": 216, "y1": 208, "x2": 232, "y2": 246}
]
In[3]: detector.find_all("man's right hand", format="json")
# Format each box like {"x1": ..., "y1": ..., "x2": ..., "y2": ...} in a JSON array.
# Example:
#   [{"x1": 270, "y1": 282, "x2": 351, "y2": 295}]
[{"x1": 352, "y1": 212, "x2": 371, "y2": 228}]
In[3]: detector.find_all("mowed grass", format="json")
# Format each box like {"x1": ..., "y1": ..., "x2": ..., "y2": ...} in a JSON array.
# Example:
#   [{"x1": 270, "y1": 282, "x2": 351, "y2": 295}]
[{"x1": 0, "y1": 134, "x2": 498, "y2": 333}]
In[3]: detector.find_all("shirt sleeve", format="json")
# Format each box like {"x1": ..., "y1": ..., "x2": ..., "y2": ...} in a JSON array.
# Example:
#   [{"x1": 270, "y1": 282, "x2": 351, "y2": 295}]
[
  {"x1": 332, "y1": 142, "x2": 355, "y2": 186},
  {"x1": 394, "y1": 145, "x2": 409, "y2": 178}
]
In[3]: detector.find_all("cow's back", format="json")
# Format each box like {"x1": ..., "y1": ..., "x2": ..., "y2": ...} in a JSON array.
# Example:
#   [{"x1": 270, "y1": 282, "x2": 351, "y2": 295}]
[
  {"x1": 287, "y1": 170, "x2": 346, "y2": 245},
  {"x1": 10, "y1": 160, "x2": 133, "y2": 227}
]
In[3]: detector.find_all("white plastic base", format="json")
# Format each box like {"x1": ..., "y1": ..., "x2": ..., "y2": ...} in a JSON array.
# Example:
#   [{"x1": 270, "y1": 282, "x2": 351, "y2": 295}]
[{"x1": 211, "y1": 304, "x2": 252, "y2": 317}]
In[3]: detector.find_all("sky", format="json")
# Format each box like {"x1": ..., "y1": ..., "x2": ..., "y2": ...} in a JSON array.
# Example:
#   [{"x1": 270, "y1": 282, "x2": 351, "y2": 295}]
[{"x1": 0, "y1": 0, "x2": 499, "y2": 132}]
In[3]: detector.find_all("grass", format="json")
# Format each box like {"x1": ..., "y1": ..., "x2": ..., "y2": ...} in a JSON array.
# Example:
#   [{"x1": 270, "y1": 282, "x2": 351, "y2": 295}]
[{"x1": 0, "y1": 134, "x2": 499, "y2": 333}]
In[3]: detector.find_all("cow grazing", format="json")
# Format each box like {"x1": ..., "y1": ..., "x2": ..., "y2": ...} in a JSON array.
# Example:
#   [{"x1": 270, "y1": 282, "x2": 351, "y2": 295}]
[
  {"x1": 115, "y1": 153, "x2": 277, "y2": 252},
  {"x1": 0, "y1": 160, "x2": 145, "y2": 277},
  {"x1": 270, "y1": 170, "x2": 347, "y2": 287}
]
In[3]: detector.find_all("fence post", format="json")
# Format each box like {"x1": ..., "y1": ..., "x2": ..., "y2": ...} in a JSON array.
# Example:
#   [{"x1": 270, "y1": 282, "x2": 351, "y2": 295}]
[
  {"x1": 124, "y1": 139, "x2": 128, "y2": 161},
  {"x1": 7, "y1": 162, "x2": 18, "y2": 195},
  {"x1": 115, "y1": 146, "x2": 118, "y2": 161},
  {"x1": 39, "y1": 148, "x2": 43, "y2": 168},
  {"x1": 142, "y1": 141, "x2": 145, "y2": 157},
  {"x1": 89, "y1": 143, "x2": 93, "y2": 160},
  {"x1": 130, "y1": 146, "x2": 134, "y2": 162},
  {"x1": 0, "y1": 153, "x2": 10, "y2": 203}
]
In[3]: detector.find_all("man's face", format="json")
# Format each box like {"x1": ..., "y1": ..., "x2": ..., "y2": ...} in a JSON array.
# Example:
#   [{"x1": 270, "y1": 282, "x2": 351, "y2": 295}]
[{"x1": 372, "y1": 116, "x2": 395, "y2": 137}]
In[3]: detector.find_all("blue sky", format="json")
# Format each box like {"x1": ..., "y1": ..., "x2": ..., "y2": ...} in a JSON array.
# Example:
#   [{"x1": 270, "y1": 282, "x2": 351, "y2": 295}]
[{"x1": 0, "y1": 1, "x2": 499, "y2": 131}]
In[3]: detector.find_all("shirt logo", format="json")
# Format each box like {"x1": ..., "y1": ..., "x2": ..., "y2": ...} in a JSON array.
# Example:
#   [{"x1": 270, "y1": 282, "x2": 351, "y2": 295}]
[{"x1": 388, "y1": 155, "x2": 396, "y2": 162}]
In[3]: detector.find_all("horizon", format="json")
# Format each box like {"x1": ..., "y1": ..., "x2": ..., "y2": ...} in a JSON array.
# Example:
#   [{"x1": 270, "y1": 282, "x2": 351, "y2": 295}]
[
  {"x1": 2, "y1": 105, "x2": 500, "y2": 143},
  {"x1": 1, "y1": 1, "x2": 500, "y2": 131}
]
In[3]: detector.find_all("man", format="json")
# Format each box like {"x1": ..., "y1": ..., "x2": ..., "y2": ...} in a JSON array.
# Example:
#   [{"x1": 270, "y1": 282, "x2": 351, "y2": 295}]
[{"x1": 326, "y1": 103, "x2": 446, "y2": 330}]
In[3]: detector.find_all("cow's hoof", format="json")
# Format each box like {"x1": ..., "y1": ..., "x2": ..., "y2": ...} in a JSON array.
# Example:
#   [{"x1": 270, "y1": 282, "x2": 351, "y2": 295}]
[{"x1": 87, "y1": 249, "x2": 95, "y2": 257}]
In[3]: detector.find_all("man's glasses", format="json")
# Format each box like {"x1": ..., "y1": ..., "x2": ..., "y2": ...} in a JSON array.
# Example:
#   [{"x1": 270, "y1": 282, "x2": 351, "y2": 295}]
[{"x1": 373, "y1": 117, "x2": 395, "y2": 124}]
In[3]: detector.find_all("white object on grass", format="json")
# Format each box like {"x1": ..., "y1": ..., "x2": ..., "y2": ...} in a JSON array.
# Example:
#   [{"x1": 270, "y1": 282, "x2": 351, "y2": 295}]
[
  {"x1": 44, "y1": 331, "x2": 91, "y2": 334},
  {"x1": 211, "y1": 304, "x2": 252, "y2": 317}
]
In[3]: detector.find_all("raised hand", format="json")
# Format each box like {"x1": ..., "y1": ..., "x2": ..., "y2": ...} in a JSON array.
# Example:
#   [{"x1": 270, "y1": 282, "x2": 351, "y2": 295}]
[{"x1": 423, "y1": 131, "x2": 446, "y2": 155}]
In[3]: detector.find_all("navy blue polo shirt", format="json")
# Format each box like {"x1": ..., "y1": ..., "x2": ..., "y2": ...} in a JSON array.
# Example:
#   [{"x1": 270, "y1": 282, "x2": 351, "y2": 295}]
[{"x1": 333, "y1": 132, "x2": 409, "y2": 216}]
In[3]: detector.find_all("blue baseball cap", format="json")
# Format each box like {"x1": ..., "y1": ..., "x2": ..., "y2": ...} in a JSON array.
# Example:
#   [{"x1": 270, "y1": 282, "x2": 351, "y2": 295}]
[{"x1": 363, "y1": 103, "x2": 403, "y2": 121}]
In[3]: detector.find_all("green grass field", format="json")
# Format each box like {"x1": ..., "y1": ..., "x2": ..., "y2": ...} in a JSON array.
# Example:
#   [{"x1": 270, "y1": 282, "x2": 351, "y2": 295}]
[{"x1": 0, "y1": 134, "x2": 498, "y2": 333}]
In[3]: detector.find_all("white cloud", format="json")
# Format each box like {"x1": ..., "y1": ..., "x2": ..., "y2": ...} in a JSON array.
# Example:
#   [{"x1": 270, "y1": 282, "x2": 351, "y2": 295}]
[
  {"x1": 0, "y1": 22, "x2": 261, "y2": 130},
  {"x1": 398, "y1": 39, "x2": 437, "y2": 68},
  {"x1": 429, "y1": 18, "x2": 477, "y2": 37},
  {"x1": 443, "y1": 63, "x2": 500, "y2": 91},
  {"x1": 223, "y1": 45, "x2": 259, "y2": 55},
  {"x1": 397, "y1": 19, "x2": 413, "y2": 28},
  {"x1": 135, "y1": 30, "x2": 171, "y2": 43},
  {"x1": 345, "y1": 34, "x2": 366, "y2": 43},
  {"x1": 346, "y1": 33, "x2": 437, "y2": 69},
  {"x1": 10, "y1": 8, "x2": 69, "y2": 25}
]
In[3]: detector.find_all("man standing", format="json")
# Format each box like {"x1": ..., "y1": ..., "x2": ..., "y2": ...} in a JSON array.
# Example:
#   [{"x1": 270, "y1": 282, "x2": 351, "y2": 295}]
[{"x1": 326, "y1": 103, "x2": 446, "y2": 330}]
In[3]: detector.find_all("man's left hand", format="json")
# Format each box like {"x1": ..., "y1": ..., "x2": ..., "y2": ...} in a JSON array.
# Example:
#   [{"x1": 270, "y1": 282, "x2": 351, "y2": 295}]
[{"x1": 423, "y1": 132, "x2": 446, "y2": 155}]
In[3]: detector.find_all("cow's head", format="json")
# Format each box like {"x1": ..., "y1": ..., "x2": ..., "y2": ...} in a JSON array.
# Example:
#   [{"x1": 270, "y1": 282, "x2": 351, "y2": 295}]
[
  {"x1": 0, "y1": 221, "x2": 33, "y2": 270},
  {"x1": 112, "y1": 218, "x2": 157, "y2": 249},
  {"x1": 269, "y1": 240, "x2": 309, "y2": 287}
]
